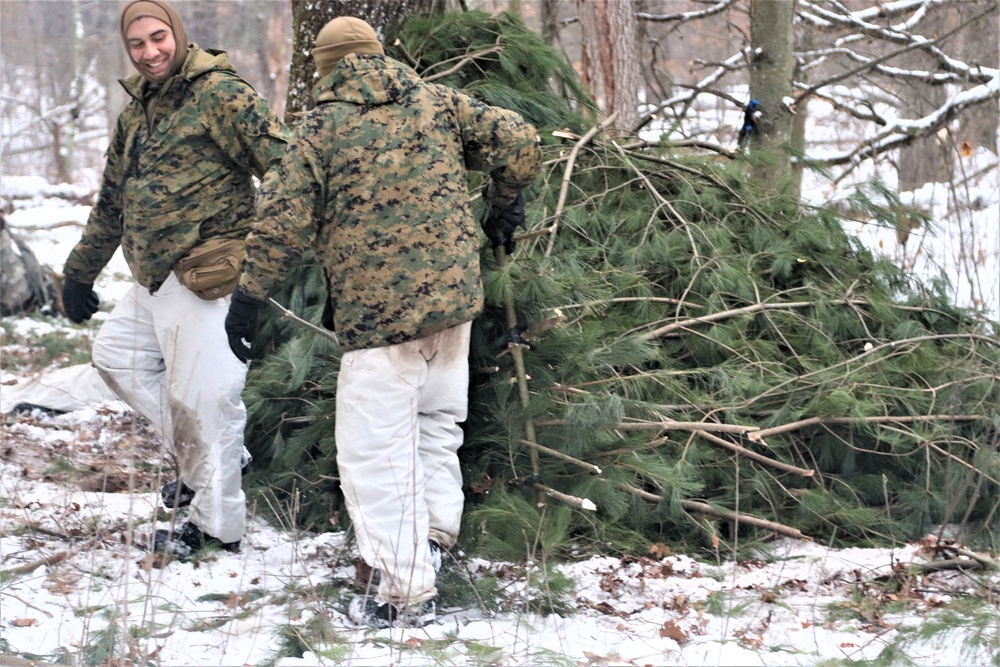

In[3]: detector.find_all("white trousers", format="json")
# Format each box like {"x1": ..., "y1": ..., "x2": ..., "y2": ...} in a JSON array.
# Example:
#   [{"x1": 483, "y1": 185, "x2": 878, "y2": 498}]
[
  {"x1": 91, "y1": 273, "x2": 248, "y2": 543},
  {"x1": 336, "y1": 322, "x2": 470, "y2": 606}
]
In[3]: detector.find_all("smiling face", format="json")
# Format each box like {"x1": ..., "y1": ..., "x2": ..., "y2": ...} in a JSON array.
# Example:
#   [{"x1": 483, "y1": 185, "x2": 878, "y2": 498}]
[{"x1": 125, "y1": 16, "x2": 176, "y2": 83}]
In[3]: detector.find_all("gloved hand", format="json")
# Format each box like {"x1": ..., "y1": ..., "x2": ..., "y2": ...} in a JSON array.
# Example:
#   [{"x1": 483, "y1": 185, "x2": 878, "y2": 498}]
[
  {"x1": 225, "y1": 286, "x2": 268, "y2": 363},
  {"x1": 482, "y1": 188, "x2": 525, "y2": 254},
  {"x1": 61, "y1": 277, "x2": 100, "y2": 323}
]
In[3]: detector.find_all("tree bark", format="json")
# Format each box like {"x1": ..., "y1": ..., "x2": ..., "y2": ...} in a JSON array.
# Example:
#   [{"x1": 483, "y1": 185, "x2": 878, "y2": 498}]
[
  {"x1": 540, "y1": 0, "x2": 560, "y2": 47},
  {"x1": 577, "y1": 0, "x2": 640, "y2": 134},
  {"x1": 264, "y1": 0, "x2": 292, "y2": 120},
  {"x1": 896, "y1": 6, "x2": 951, "y2": 191},
  {"x1": 788, "y1": 16, "x2": 813, "y2": 198},
  {"x1": 748, "y1": 0, "x2": 796, "y2": 189}
]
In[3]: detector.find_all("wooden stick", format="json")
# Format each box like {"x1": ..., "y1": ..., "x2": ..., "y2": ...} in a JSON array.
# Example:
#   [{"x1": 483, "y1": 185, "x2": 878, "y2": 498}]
[
  {"x1": 693, "y1": 430, "x2": 815, "y2": 477},
  {"x1": 545, "y1": 113, "x2": 619, "y2": 257},
  {"x1": 926, "y1": 442, "x2": 1000, "y2": 486},
  {"x1": 495, "y1": 245, "x2": 542, "y2": 499},
  {"x1": 618, "y1": 483, "x2": 809, "y2": 541},
  {"x1": 422, "y1": 45, "x2": 503, "y2": 82},
  {"x1": 951, "y1": 547, "x2": 1000, "y2": 570},
  {"x1": 748, "y1": 414, "x2": 984, "y2": 441},
  {"x1": 520, "y1": 439, "x2": 602, "y2": 475},
  {"x1": 642, "y1": 301, "x2": 1000, "y2": 351},
  {"x1": 558, "y1": 296, "x2": 702, "y2": 310},
  {"x1": 533, "y1": 483, "x2": 597, "y2": 511},
  {"x1": 908, "y1": 558, "x2": 992, "y2": 573},
  {"x1": 267, "y1": 298, "x2": 339, "y2": 346},
  {"x1": 0, "y1": 549, "x2": 73, "y2": 577},
  {"x1": 639, "y1": 299, "x2": 859, "y2": 340},
  {"x1": 533, "y1": 418, "x2": 759, "y2": 434}
]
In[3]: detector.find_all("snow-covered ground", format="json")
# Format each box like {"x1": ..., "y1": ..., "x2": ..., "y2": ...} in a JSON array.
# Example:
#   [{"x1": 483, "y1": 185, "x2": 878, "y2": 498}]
[
  {"x1": 2, "y1": 176, "x2": 999, "y2": 666},
  {"x1": 2, "y1": 410, "x2": 999, "y2": 667}
]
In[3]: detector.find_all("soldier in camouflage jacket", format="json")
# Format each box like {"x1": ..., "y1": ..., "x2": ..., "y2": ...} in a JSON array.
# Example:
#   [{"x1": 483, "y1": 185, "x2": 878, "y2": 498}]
[
  {"x1": 225, "y1": 17, "x2": 541, "y2": 626},
  {"x1": 61, "y1": 0, "x2": 288, "y2": 559}
]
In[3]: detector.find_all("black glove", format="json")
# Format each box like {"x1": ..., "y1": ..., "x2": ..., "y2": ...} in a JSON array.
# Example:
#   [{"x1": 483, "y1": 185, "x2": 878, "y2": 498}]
[
  {"x1": 61, "y1": 277, "x2": 100, "y2": 323},
  {"x1": 225, "y1": 286, "x2": 268, "y2": 363},
  {"x1": 482, "y1": 188, "x2": 525, "y2": 254}
]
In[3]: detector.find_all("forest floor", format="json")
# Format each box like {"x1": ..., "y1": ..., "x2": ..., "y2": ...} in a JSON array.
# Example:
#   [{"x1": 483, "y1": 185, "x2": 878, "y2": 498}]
[{"x1": 3, "y1": 319, "x2": 1000, "y2": 667}]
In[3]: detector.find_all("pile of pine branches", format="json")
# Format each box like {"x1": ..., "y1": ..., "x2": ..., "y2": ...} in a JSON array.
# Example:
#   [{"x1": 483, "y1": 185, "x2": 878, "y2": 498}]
[{"x1": 243, "y1": 11, "x2": 1000, "y2": 559}]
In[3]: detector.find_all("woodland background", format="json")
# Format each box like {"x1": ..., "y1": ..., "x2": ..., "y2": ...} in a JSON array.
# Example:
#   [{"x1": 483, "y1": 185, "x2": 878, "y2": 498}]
[{"x1": 2, "y1": 2, "x2": 1000, "y2": 665}]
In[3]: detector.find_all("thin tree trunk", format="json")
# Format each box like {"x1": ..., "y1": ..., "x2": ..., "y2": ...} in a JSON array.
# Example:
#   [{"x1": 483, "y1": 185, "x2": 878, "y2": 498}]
[
  {"x1": 540, "y1": 0, "x2": 560, "y2": 47},
  {"x1": 577, "y1": 0, "x2": 639, "y2": 134},
  {"x1": 897, "y1": 7, "x2": 951, "y2": 191},
  {"x1": 788, "y1": 19, "x2": 813, "y2": 198},
  {"x1": 264, "y1": 0, "x2": 292, "y2": 120},
  {"x1": 748, "y1": 0, "x2": 796, "y2": 189}
]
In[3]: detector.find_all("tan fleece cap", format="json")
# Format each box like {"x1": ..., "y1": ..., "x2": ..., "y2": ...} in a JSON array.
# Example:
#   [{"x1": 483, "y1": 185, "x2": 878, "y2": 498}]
[
  {"x1": 119, "y1": 0, "x2": 189, "y2": 83},
  {"x1": 312, "y1": 17, "x2": 384, "y2": 78}
]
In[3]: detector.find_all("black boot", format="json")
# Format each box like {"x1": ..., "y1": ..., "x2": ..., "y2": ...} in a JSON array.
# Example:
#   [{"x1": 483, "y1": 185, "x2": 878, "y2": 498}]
[
  {"x1": 160, "y1": 478, "x2": 196, "y2": 509},
  {"x1": 151, "y1": 522, "x2": 240, "y2": 560},
  {"x1": 363, "y1": 539, "x2": 444, "y2": 588},
  {"x1": 160, "y1": 450, "x2": 252, "y2": 508}
]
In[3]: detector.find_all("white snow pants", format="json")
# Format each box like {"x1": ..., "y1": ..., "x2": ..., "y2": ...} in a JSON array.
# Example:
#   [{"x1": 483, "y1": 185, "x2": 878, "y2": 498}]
[
  {"x1": 336, "y1": 322, "x2": 471, "y2": 606},
  {"x1": 91, "y1": 273, "x2": 248, "y2": 544}
]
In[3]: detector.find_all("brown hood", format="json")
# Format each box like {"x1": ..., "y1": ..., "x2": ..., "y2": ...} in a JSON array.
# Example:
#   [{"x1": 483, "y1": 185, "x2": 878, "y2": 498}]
[{"x1": 119, "y1": 0, "x2": 189, "y2": 84}]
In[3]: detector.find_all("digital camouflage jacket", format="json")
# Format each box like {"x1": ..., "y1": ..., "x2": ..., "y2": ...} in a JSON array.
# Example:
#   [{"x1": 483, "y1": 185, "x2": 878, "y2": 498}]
[
  {"x1": 239, "y1": 54, "x2": 542, "y2": 352},
  {"x1": 64, "y1": 46, "x2": 288, "y2": 292}
]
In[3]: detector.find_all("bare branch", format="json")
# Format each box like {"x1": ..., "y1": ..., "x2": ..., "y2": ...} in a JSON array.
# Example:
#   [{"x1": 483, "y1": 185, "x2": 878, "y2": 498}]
[
  {"x1": 534, "y1": 418, "x2": 759, "y2": 435},
  {"x1": 618, "y1": 482, "x2": 811, "y2": 540},
  {"x1": 748, "y1": 414, "x2": 985, "y2": 441},
  {"x1": 636, "y1": 0, "x2": 736, "y2": 23},
  {"x1": 693, "y1": 430, "x2": 816, "y2": 477},
  {"x1": 545, "y1": 113, "x2": 619, "y2": 257},
  {"x1": 267, "y1": 298, "x2": 340, "y2": 347},
  {"x1": 791, "y1": 11, "x2": 993, "y2": 108}
]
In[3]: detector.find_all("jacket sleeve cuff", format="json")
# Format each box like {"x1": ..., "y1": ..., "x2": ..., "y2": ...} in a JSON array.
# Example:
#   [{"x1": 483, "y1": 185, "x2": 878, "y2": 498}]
[
  {"x1": 237, "y1": 274, "x2": 271, "y2": 302},
  {"x1": 63, "y1": 253, "x2": 99, "y2": 286}
]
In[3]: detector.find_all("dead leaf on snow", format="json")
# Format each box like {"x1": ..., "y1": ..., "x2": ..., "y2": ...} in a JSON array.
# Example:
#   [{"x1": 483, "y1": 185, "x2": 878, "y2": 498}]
[
  {"x1": 580, "y1": 650, "x2": 624, "y2": 666},
  {"x1": 648, "y1": 542, "x2": 670, "y2": 559},
  {"x1": 659, "y1": 619, "x2": 689, "y2": 643},
  {"x1": 591, "y1": 601, "x2": 629, "y2": 618}
]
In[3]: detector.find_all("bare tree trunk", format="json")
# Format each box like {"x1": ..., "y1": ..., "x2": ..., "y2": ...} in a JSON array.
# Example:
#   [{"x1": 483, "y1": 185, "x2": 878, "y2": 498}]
[
  {"x1": 788, "y1": 17, "x2": 813, "y2": 198},
  {"x1": 748, "y1": 0, "x2": 796, "y2": 189},
  {"x1": 287, "y1": 0, "x2": 437, "y2": 121},
  {"x1": 62, "y1": 0, "x2": 84, "y2": 183},
  {"x1": 577, "y1": 0, "x2": 639, "y2": 134},
  {"x1": 897, "y1": 6, "x2": 951, "y2": 191},
  {"x1": 540, "y1": 0, "x2": 560, "y2": 46},
  {"x1": 264, "y1": 0, "x2": 292, "y2": 120},
  {"x1": 956, "y1": 1, "x2": 999, "y2": 155}
]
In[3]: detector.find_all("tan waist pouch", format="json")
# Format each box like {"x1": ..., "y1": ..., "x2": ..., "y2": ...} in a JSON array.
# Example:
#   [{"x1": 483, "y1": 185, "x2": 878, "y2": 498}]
[{"x1": 173, "y1": 238, "x2": 245, "y2": 300}]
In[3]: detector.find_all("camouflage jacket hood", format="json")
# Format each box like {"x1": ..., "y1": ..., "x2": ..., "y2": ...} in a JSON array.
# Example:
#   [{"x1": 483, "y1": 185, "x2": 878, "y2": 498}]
[
  {"x1": 312, "y1": 52, "x2": 421, "y2": 107},
  {"x1": 240, "y1": 54, "x2": 542, "y2": 352},
  {"x1": 64, "y1": 45, "x2": 288, "y2": 292}
]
